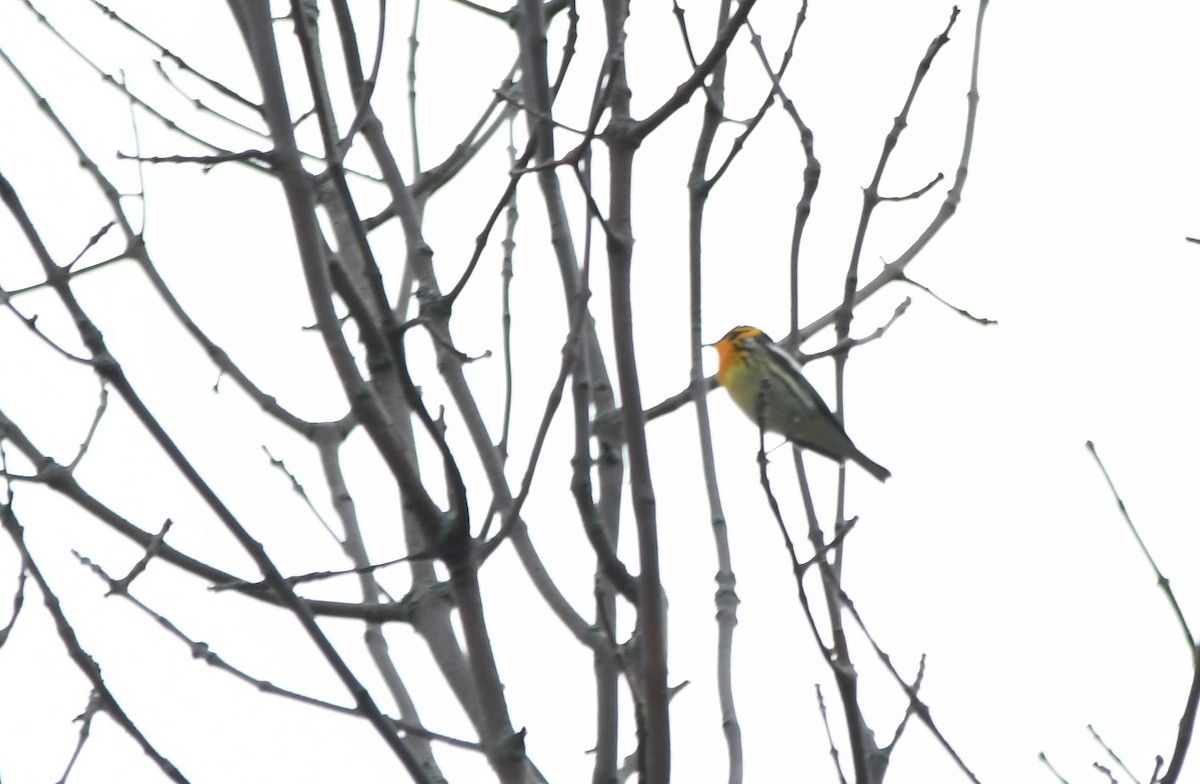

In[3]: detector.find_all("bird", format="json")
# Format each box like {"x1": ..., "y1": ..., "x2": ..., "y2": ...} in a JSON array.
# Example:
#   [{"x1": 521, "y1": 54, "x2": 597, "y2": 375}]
[{"x1": 710, "y1": 325, "x2": 891, "y2": 482}]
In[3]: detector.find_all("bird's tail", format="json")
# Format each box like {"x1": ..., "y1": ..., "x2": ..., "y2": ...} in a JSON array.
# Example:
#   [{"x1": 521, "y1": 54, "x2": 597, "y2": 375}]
[{"x1": 851, "y1": 449, "x2": 891, "y2": 482}]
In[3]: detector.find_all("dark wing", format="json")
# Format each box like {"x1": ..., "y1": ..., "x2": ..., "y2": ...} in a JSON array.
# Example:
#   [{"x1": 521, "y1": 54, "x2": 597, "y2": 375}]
[{"x1": 756, "y1": 336, "x2": 841, "y2": 423}]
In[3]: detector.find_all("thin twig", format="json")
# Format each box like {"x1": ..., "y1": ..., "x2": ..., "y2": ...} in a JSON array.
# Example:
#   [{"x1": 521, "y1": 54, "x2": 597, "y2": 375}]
[
  {"x1": 407, "y1": 0, "x2": 422, "y2": 171},
  {"x1": 410, "y1": 65, "x2": 519, "y2": 199},
  {"x1": 57, "y1": 691, "x2": 103, "y2": 784},
  {"x1": 73, "y1": 552, "x2": 479, "y2": 752},
  {"x1": 798, "y1": 298, "x2": 912, "y2": 362},
  {"x1": 106, "y1": 518, "x2": 173, "y2": 595},
  {"x1": 635, "y1": 0, "x2": 759, "y2": 139},
  {"x1": 0, "y1": 404, "x2": 409, "y2": 621},
  {"x1": 790, "y1": 441, "x2": 874, "y2": 777},
  {"x1": 1038, "y1": 752, "x2": 1072, "y2": 784},
  {"x1": 833, "y1": 3, "x2": 963, "y2": 573},
  {"x1": 7, "y1": 38, "x2": 435, "y2": 769},
  {"x1": 756, "y1": 409, "x2": 830, "y2": 653},
  {"x1": 481, "y1": 322, "x2": 582, "y2": 557},
  {"x1": 498, "y1": 120, "x2": 519, "y2": 458},
  {"x1": 447, "y1": 0, "x2": 507, "y2": 20},
  {"x1": 65, "y1": 221, "x2": 118, "y2": 271},
  {"x1": 1086, "y1": 441, "x2": 1195, "y2": 651},
  {"x1": 0, "y1": 555, "x2": 27, "y2": 650},
  {"x1": 0, "y1": 298, "x2": 95, "y2": 366},
  {"x1": 213, "y1": 554, "x2": 427, "y2": 592},
  {"x1": 901, "y1": 274, "x2": 996, "y2": 325},
  {"x1": 1, "y1": 505, "x2": 191, "y2": 783},
  {"x1": 723, "y1": 13, "x2": 806, "y2": 193},
  {"x1": 670, "y1": 1, "x2": 702, "y2": 71},
  {"x1": 262, "y1": 446, "x2": 340, "y2": 540},
  {"x1": 443, "y1": 131, "x2": 539, "y2": 305},
  {"x1": 15, "y1": 2, "x2": 266, "y2": 172},
  {"x1": 815, "y1": 684, "x2": 849, "y2": 784},
  {"x1": 115, "y1": 150, "x2": 272, "y2": 166},
  {"x1": 332, "y1": 0, "x2": 388, "y2": 161},
  {"x1": 117, "y1": 69, "x2": 149, "y2": 233},
  {"x1": 90, "y1": 0, "x2": 260, "y2": 111},
  {"x1": 1, "y1": 28, "x2": 322, "y2": 438},
  {"x1": 742, "y1": 2, "x2": 816, "y2": 344},
  {"x1": 1090, "y1": 435, "x2": 1200, "y2": 783},
  {"x1": 880, "y1": 171, "x2": 945, "y2": 201},
  {"x1": 839, "y1": 587, "x2": 982, "y2": 783},
  {"x1": 65, "y1": 386, "x2": 108, "y2": 473},
  {"x1": 882, "y1": 653, "x2": 926, "y2": 754},
  {"x1": 0, "y1": 254, "x2": 127, "y2": 302},
  {"x1": 309, "y1": 428, "x2": 443, "y2": 776},
  {"x1": 1088, "y1": 724, "x2": 1142, "y2": 784}
]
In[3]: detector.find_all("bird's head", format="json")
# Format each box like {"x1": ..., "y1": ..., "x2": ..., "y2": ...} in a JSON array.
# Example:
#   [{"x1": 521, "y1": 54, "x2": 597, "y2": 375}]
[{"x1": 707, "y1": 325, "x2": 771, "y2": 383}]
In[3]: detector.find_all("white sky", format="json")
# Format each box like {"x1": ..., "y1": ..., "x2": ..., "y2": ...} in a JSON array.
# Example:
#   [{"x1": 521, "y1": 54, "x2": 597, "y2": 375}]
[{"x1": 1, "y1": 1, "x2": 1199, "y2": 783}]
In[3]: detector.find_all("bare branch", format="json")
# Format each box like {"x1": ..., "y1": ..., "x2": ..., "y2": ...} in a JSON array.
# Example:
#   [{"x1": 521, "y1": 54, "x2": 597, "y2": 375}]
[
  {"x1": 798, "y1": 298, "x2": 912, "y2": 363},
  {"x1": 839, "y1": 587, "x2": 982, "y2": 783},
  {"x1": 116, "y1": 150, "x2": 272, "y2": 166},
  {"x1": 64, "y1": 385, "x2": 108, "y2": 473},
  {"x1": 443, "y1": 133, "x2": 538, "y2": 305},
  {"x1": 882, "y1": 654, "x2": 927, "y2": 754},
  {"x1": 212, "y1": 554, "x2": 427, "y2": 593},
  {"x1": 0, "y1": 296, "x2": 95, "y2": 365},
  {"x1": 407, "y1": 0, "x2": 423, "y2": 171},
  {"x1": 1086, "y1": 441, "x2": 1195, "y2": 651},
  {"x1": 635, "y1": 0, "x2": 759, "y2": 139},
  {"x1": 1, "y1": 504, "x2": 191, "y2": 783},
  {"x1": 684, "y1": 1, "x2": 747, "y2": 774},
  {"x1": 900, "y1": 274, "x2": 997, "y2": 325},
  {"x1": 449, "y1": 0, "x2": 508, "y2": 21},
  {"x1": 89, "y1": 0, "x2": 261, "y2": 112},
  {"x1": 482, "y1": 325, "x2": 577, "y2": 555},
  {"x1": 66, "y1": 221, "x2": 118, "y2": 270},
  {"x1": 58, "y1": 691, "x2": 103, "y2": 784},
  {"x1": 106, "y1": 518, "x2": 173, "y2": 596},
  {"x1": 723, "y1": 12, "x2": 806, "y2": 194},
  {"x1": 1038, "y1": 752, "x2": 1073, "y2": 784},
  {"x1": 0, "y1": 555, "x2": 27, "y2": 650},
  {"x1": 880, "y1": 171, "x2": 945, "y2": 201},
  {"x1": 73, "y1": 551, "x2": 480, "y2": 753},
  {"x1": 262, "y1": 445, "x2": 341, "y2": 541},
  {"x1": 1086, "y1": 442, "x2": 1200, "y2": 783},
  {"x1": 815, "y1": 684, "x2": 849, "y2": 784},
  {"x1": 12, "y1": 2, "x2": 266, "y2": 174},
  {"x1": 1160, "y1": 647, "x2": 1200, "y2": 784},
  {"x1": 498, "y1": 120, "x2": 519, "y2": 458},
  {"x1": 1087, "y1": 724, "x2": 1143, "y2": 784},
  {"x1": 8, "y1": 14, "x2": 435, "y2": 771}
]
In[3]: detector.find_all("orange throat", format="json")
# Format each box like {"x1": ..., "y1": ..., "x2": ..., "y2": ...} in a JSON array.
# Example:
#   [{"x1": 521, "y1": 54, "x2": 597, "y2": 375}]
[{"x1": 714, "y1": 339, "x2": 739, "y2": 386}]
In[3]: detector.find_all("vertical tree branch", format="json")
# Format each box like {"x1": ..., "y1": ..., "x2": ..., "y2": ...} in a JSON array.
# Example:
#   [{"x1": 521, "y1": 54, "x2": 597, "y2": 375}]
[
  {"x1": 684, "y1": 0, "x2": 743, "y2": 780},
  {"x1": 599, "y1": 0, "x2": 670, "y2": 780}
]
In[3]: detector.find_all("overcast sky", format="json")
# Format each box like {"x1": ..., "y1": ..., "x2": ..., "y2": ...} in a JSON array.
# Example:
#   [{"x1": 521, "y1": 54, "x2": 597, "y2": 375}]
[{"x1": 1, "y1": 1, "x2": 1199, "y2": 783}]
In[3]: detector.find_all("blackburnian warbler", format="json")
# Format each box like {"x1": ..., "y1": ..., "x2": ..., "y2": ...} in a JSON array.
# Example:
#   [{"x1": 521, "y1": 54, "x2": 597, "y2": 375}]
[{"x1": 711, "y1": 325, "x2": 891, "y2": 482}]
